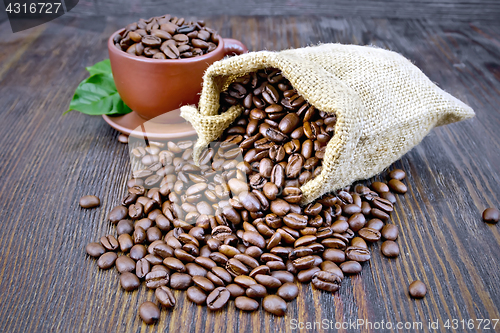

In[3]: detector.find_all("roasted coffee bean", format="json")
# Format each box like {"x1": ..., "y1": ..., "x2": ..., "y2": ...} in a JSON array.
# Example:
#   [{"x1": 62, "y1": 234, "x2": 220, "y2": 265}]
[
  {"x1": 97, "y1": 252, "x2": 117, "y2": 269},
  {"x1": 120, "y1": 272, "x2": 141, "y2": 291},
  {"x1": 297, "y1": 267, "x2": 321, "y2": 283},
  {"x1": 186, "y1": 263, "x2": 208, "y2": 277},
  {"x1": 409, "y1": 280, "x2": 427, "y2": 298},
  {"x1": 381, "y1": 224, "x2": 399, "y2": 240},
  {"x1": 246, "y1": 284, "x2": 267, "y2": 299},
  {"x1": 170, "y1": 272, "x2": 192, "y2": 289},
  {"x1": 235, "y1": 296, "x2": 259, "y2": 311},
  {"x1": 186, "y1": 286, "x2": 208, "y2": 304},
  {"x1": 136, "y1": 258, "x2": 150, "y2": 279},
  {"x1": 145, "y1": 270, "x2": 169, "y2": 289},
  {"x1": 371, "y1": 197, "x2": 394, "y2": 213},
  {"x1": 255, "y1": 274, "x2": 282, "y2": 289},
  {"x1": 86, "y1": 242, "x2": 105, "y2": 257},
  {"x1": 109, "y1": 206, "x2": 128, "y2": 224},
  {"x1": 130, "y1": 244, "x2": 147, "y2": 260},
  {"x1": 366, "y1": 218, "x2": 384, "y2": 231},
  {"x1": 262, "y1": 295, "x2": 287, "y2": 316},
  {"x1": 370, "y1": 181, "x2": 389, "y2": 193},
  {"x1": 283, "y1": 213, "x2": 308, "y2": 229},
  {"x1": 358, "y1": 228, "x2": 381, "y2": 242},
  {"x1": 320, "y1": 261, "x2": 344, "y2": 280},
  {"x1": 116, "y1": 255, "x2": 136, "y2": 273},
  {"x1": 139, "y1": 301, "x2": 160, "y2": 324},
  {"x1": 206, "y1": 287, "x2": 231, "y2": 310},
  {"x1": 226, "y1": 283, "x2": 246, "y2": 298},
  {"x1": 388, "y1": 169, "x2": 406, "y2": 180},
  {"x1": 348, "y1": 213, "x2": 366, "y2": 232},
  {"x1": 271, "y1": 271, "x2": 295, "y2": 284},
  {"x1": 192, "y1": 275, "x2": 215, "y2": 292},
  {"x1": 482, "y1": 207, "x2": 500, "y2": 223},
  {"x1": 312, "y1": 270, "x2": 341, "y2": 292},
  {"x1": 116, "y1": 219, "x2": 134, "y2": 235},
  {"x1": 226, "y1": 258, "x2": 249, "y2": 276},
  {"x1": 234, "y1": 254, "x2": 259, "y2": 269},
  {"x1": 381, "y1": 240, "x2": 399, "y2": 258},
  {"x1": 345, "y1": 246, "x2": 371, "y2": 262},
  {"x1": 351, "y1": 237, "x2": 367, "y2": 249},
  {"x1": 211, "y1": 266, "x2": 233, "y2": 284},
  {"x1": 118, "y1": 234, "x2": 133, "y2": 252},
  {"x1": 163, "y1": 257, "x2": 186, "y2": 272},
  {"x1": 340, "y1": 261, "x2": 362, "y2": 274},
  {"x1": 234, "y1": 275, "x2": 257, "y2": 288},
  {"x1": 388, "y1": 179, "x2": 407, "y2": 194},
  {"x1": 79, "y1": 195, "x2": 100, "y2": 208},
  {"x1": 156, "y1": 286, "x2": 176, "y2": 308}
]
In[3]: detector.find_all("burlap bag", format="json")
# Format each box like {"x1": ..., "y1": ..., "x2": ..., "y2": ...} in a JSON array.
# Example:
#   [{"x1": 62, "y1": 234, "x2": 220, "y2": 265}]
[{"x1": 180, "y1": 44, "x2": 474, "y2": 204}]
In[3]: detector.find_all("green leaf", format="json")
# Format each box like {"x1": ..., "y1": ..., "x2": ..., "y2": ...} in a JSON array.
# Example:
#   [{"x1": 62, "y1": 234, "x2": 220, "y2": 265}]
[
  {"x1": 86, "y1": 59, "x2": 112, "y2": 76},
  {"x1": 66, "y1": 59, "x2": 132, "y2": 116}
]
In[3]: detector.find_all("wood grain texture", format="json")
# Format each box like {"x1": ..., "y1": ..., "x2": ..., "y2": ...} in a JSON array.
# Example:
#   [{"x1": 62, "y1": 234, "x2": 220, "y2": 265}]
[
  {"x1": 0, "y1": 14, "x2": 499, "y2": 333},
  {"x1": 67, "y1": 0, "x2": 500, "y2": 21}
]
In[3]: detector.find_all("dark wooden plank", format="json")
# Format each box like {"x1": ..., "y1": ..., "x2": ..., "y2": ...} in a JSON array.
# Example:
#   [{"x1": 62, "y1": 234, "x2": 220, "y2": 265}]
[
  {"x1": 68, "y1": 0, "x2": 500, "y2": 21},
  {"x1": 0, "y1": 14, "x2": 499, "y2": 333}
]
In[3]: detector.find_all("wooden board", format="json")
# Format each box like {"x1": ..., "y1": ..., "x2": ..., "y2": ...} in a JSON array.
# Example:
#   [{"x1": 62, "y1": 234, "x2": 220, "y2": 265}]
[{"x1": 0, "y1": 15, "x2": 499, "y2": 333}]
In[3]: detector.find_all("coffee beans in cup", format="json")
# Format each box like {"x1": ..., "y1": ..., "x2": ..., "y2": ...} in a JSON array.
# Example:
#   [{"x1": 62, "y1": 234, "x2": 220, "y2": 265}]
[{"x1": 113, "y1": 14, "x2": 220, "y2": 59}]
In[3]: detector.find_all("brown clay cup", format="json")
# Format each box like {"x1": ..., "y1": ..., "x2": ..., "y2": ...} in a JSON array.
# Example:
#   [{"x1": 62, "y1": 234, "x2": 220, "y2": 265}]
[{"x1": 108, "y1": 29, "x2": 247, "y2": 122}]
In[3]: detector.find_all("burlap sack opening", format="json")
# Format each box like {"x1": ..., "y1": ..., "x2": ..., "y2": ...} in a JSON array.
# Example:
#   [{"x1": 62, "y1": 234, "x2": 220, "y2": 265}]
[{"x1": 181, "y1": 44, "x2": 474, "y2": 204}]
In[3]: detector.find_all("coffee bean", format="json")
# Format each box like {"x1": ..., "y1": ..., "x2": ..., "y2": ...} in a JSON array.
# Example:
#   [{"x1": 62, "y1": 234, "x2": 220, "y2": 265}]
[
  {"x1": 263, "y1": 295, "x2": 287, "y2": 316},
  {"x1": 116, "y1": 255, "x2": 136, "y2": 273},
  {"x1": 163, "y1": 257, "x2": 186, "y2": 272},
  {"x1": 79, "y1": 195, "x2": 100, "y2": 208},
  {"x1": 186, "y1": 263, "x2": 208, "y2": 277},
  {"x1": 186, "y1": 286, "x2": 207, "y2": 304},
  {"x1": 381, "y1": 224, "x2": 399, "y2": 240},
  {"x1": 312, "y1": 270, "x2": 341, "y2": 292},
  {"x1": 130, "y1": 244, "x2": 147, "y2": 260},
  {"x1": 358, "y1": 227, "x2": 381, "y2": 242},
  {"x1": 206, "y1": 287, "x2": 230, "y2": 310},
  {"x1": 345, "y1": 246, "x2": 371, "y2": 262},
  {"x1": 225, "y1": 283, "x2": 245, "y2": 298},
  {"x1": 483, "y1": 207, "x2": 500, "y2": 223},
  {"x1": 388, "y1": 179, "x2": 407, "y2": 194},
  {"x1": 86, "y1": 242, "x2": 105, "y2": 257},
  {"x1": 120, "y1": 272, "x2": 141, "y2": 291},
  {"x1": 271, "y1": 271, "x2": 295, "y2": 284},
  {"x1": 109, "y1": 206, "x2": 128, "y2": 223},
  {"x1": 226, "y1": 258, "x2": 249, "y2": 276},
  {"x1": 136, "y1": 258, "x2": 150, "y2": 279},
  {"x1": 116, "y1": 219, "x2": 134, "y2": 235},
  {"x1": 381, "y1": 240, "x2": 399, "y2": 258},
  {"x1": 170, "y1": 272, "x2": 192, "y2": 289},
  {"x1": 297, "y1": 267, "x2": 321, "y2": 283},
  {"x1": 320, "y1": 261, "x2": 344, "y2": 280},
  {"x1": 340, "y1": 261, "x2": 362, "y2": 274},
  {"x1": 97, "y1": 252, "x2": 117, "y2": 269},
  {"x1": 246, "y1": 284, "x2": 267, "y2": 298},
  {"x1": 388, "y1": 169, "x2": 406, "y2": 180},
  {"x1": 255, "y1": 274, "x2": 282, "y2": 289},
  {"x1": 235, "y1": 296, "x2": 259, "y2": 311},
  {"x1": 371, "y1": 181, "x2": 389, "y2": 193},
  {"x1": 156, "y1": 286, "x2": 176, "y2": 308},
  {"x1": 139, "y1": 301, "x2": 160, "y2": 324},
  {"x1": 145, "y1": 270, "x2": 170, "y2": 289},
  {"x1": 100, "y1": 235, "x2": 119, "y2": 251},
  {"x1": 408, "y1": 280, "x2": 427, "y2": 298}
]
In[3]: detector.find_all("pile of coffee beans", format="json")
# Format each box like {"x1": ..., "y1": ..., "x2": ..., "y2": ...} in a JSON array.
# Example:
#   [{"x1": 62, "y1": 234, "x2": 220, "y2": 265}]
[
  {"x1": 113, "y1": 15, "x2": 219, "y2": 59},
  {"x1": 86, "y1": 68, "x2": 411, "y2": 324}
]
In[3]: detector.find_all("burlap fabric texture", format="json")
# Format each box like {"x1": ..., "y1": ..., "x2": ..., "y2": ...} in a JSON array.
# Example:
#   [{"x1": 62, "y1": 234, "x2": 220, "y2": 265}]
[{"x1": 180, "y1": 44, "x2": 474, "y2": 204}]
